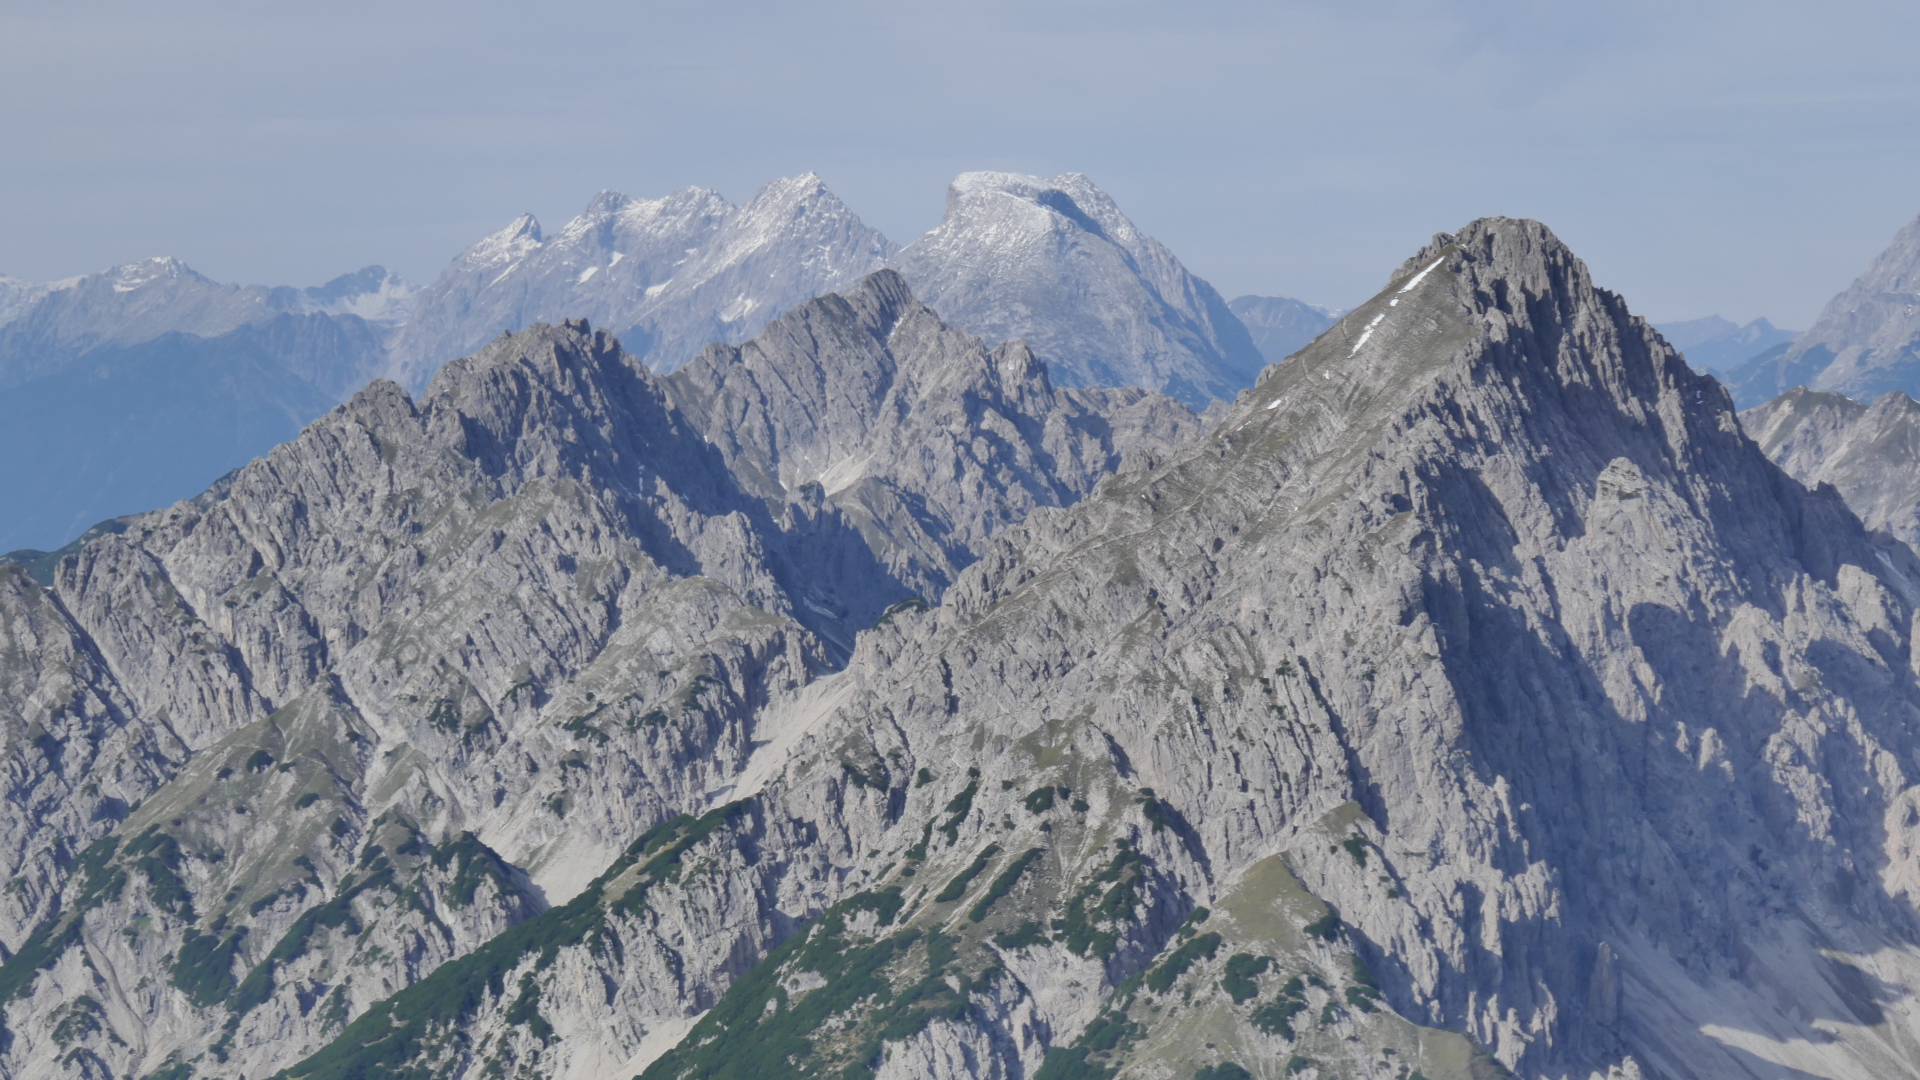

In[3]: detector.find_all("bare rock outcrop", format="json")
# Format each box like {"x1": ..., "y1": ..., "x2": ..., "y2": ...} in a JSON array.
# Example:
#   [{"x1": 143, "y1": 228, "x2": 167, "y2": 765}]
[
  {"x1": 1742, "y1": 385, "x2": 1920, "y2": 549},
  {"x1": 0, "y1": 272, "x2": 1194, "y2": 1080},
  {"x1": 274, "y1": 218, "x2": 1920, "y2": 1080}
]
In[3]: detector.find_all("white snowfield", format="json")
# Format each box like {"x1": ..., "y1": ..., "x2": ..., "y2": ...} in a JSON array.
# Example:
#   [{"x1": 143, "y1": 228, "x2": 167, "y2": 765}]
[{"x1": 386, "y1": 173, "x2": 897, "y2": 388}]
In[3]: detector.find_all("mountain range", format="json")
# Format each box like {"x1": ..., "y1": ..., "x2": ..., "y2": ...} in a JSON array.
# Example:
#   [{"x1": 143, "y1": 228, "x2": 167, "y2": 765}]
[
  {"x1": 1726, "y1": 210, "x2": 1920, "y2": 406},
  {"x1": 1649, "y1": 314, "x2": 1797, "y2": 374},
  {"x1": 383, "y1": 175, "x2": 897, "y2": 390},
  {"x1": 0, "y1": 260, "x2": 411, "y2": 551},
  {"x1": 887, "y1": 172, "x2": 1267, "y2": 406},
  {"x1": 11, "y1": 214, "x2": 1920, "y2": 1080},
  {"x1": 0, "y1": 173, "x2": 1316, "y2": 554}
]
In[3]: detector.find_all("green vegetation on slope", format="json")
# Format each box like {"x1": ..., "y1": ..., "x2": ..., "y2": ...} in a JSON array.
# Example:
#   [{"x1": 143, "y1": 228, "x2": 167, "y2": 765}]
[{"x1": 273, "y1": 802, "x2": 752, "y2": 1080}]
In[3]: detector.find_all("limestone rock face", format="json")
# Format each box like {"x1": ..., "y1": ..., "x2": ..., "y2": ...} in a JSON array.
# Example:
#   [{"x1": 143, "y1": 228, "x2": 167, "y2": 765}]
[
  {"x1": 236, "y1": 218, "x2": 1920, "y2": 1080},
  {"x1": 386, "y1": 175, "x2": 896, "y2": 389},
  {"x1": 0, "y1": 273, "x2": 1192, "y2": 1080},
  {"x1": 0, "y1": 566, "x2": 184, "y2": 955},
  {"x1": 1743, "y1": 386, "x2": 1920, "y2": 548},
  {"x1": 17, "y1": 216, "x2": 1920, "y2": 1080},
  {"x1": 663, "y1": 269, "x2": 1204, "y2": 602},
  {"x1": 1728, "y1": 210, "x2": 1920, "y2": 405},
  {"x1": 890, "y1": 172, "x2": 1265, "y2": 408}
]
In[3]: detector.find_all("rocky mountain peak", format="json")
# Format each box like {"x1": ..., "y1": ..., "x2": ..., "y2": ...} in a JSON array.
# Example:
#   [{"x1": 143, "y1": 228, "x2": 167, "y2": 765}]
[
  {"x1": 941, "y1": 170, "x2": 1140, "y2": 247},
  {"x1": 466, "y1": 212, "x2": 545, "y2": 268},
  {"x1": 1727, "y1": 208, "x2": 1920, "y2": 405},
  {"x1": 578, "y1": 188, "x2": 637, "y2": 219},
  {"x1": 891, "y1": 170, "x2": 1263, "y2": 407},
  {"x1": 109, "y1": 255, "x2": 201, "y2": 293},
  {"x1": 388, "y1": 175, "x2": 894, "y2": 388},
  {"x1": 1283, "y1": 216, "x2": 1665, "y2": 413}
]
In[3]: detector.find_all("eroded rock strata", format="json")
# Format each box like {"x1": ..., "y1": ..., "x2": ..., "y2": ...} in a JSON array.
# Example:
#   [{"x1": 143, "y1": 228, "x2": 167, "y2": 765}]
[{"x1": 9, "y1": 220, "x2": 1920, "y2": 1080}]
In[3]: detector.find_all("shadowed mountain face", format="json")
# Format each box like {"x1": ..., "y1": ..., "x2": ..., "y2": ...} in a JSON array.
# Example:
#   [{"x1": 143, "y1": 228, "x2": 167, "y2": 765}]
[
  {"x1": 662, "y1": 269, "x2": 1203, "y2": 607},
  {"x1": 264, "y1": 216, "x2": 1920, "y2": 1080},
  {"x1": 385, "y1": 175, "x2": 897, "y2": 390},
  {"x1": 1742, "y1": 385, "x2": 1920, "y2": 548},
  {"x1": 1728, "y1": 210, "x2": 1920, "y2": 407},
  {"x1": 10, "y1": 221, "x2": 1920, "y2": 1080},
  {"x1": 890, "y1": 172, "x2": 1266, "y2": 409},
  {"x1": 0, "y1": 273, "x2": 1197, "y2": 1080}
]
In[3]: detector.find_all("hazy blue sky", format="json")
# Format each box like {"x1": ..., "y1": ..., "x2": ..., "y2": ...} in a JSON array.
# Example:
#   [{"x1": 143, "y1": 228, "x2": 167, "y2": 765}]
[{"x1": 2, "y1": 0, "x2": 1916, "y2": 325}]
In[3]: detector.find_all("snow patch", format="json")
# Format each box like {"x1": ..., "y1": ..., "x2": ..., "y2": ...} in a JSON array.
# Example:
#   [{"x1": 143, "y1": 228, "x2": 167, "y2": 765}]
[
  {"x1": 1398, "y1": 256, "x2": 1447, "y2": 294},
  {"x1": 1349, "y1": 312, "x2": 1388, "y2": 356},
  {"x1": 577, "y1": 265, "x2": 600, "y2": 284}
]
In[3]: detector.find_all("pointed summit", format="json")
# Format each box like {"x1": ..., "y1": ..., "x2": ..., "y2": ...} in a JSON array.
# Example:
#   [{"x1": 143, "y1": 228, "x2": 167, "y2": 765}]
[
  {"x1": 889, "y1": 171, "x2": 1262, "y2": 407},
  {"x1": 347, "y1": 215, "x2": 1920, "y2": 1080},
  {"x1": 388, "y1": 175, "x2": 895, "y2": 389},
  {"x1": 461, "y1": 212, "x2": 544, "y2": 272},
  {"x1": 999, "y1": 215, "x2": 1920, "y2": 1077}
]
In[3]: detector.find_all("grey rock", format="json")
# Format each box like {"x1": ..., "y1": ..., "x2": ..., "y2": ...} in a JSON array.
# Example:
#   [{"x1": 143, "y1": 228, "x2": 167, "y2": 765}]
[
  {"x1": 1742, "y1": 385, "x2": 1920, "y2": 547},
  {"x1": 385, "y1": 174, "x2": 896, "y2": 389},
  {"x1": 662, "y1": 269, "x2": 1204, "y2": 603},
  {"x1": 22, "y1": 213, "x2": 1920, "y2": 1080},
  {"x1": 890, "y1": 172, "x2": 1266, "y2": 408},
  {"x1": 1727, "y1": 210, "x2": 1920, "y2": 405},
  {"x1": 1229, "y1": 293, "x2": 1343, "y2": 366},
  {"x1": 278, "y1": 217, "x2": 1920, "y2": 1080},
  {"x1": 0, "y1": 270, "x2": 1191, "y2": 1080},
  {"x1": 0, "y1": 564, "x2": 183, "y2": 955}
]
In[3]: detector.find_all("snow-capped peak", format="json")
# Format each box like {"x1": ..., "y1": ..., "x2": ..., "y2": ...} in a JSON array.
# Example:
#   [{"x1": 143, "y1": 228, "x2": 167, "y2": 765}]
[
  {"x1": 464, "y1": 214, "x2": 545, "y2": 271},
  {"x1": 110, "y1": 256, "x2": 200, "y2": 293},
  {"x1": 939, "y1": 172, "x2": 1138, "y2": 247}
]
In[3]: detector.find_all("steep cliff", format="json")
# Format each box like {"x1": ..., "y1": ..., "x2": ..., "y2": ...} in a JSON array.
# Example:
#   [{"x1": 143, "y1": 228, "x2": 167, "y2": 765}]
[
  {"x1": 1742, "y1": 386, "x2": 1920, "y2": 548},
  {"x1": 275, "y1": 218, "x2": 1920, "y2": 1080},
  {"x1": 0, "y1": 273, "x2": 1193, "y2": 1080}
]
